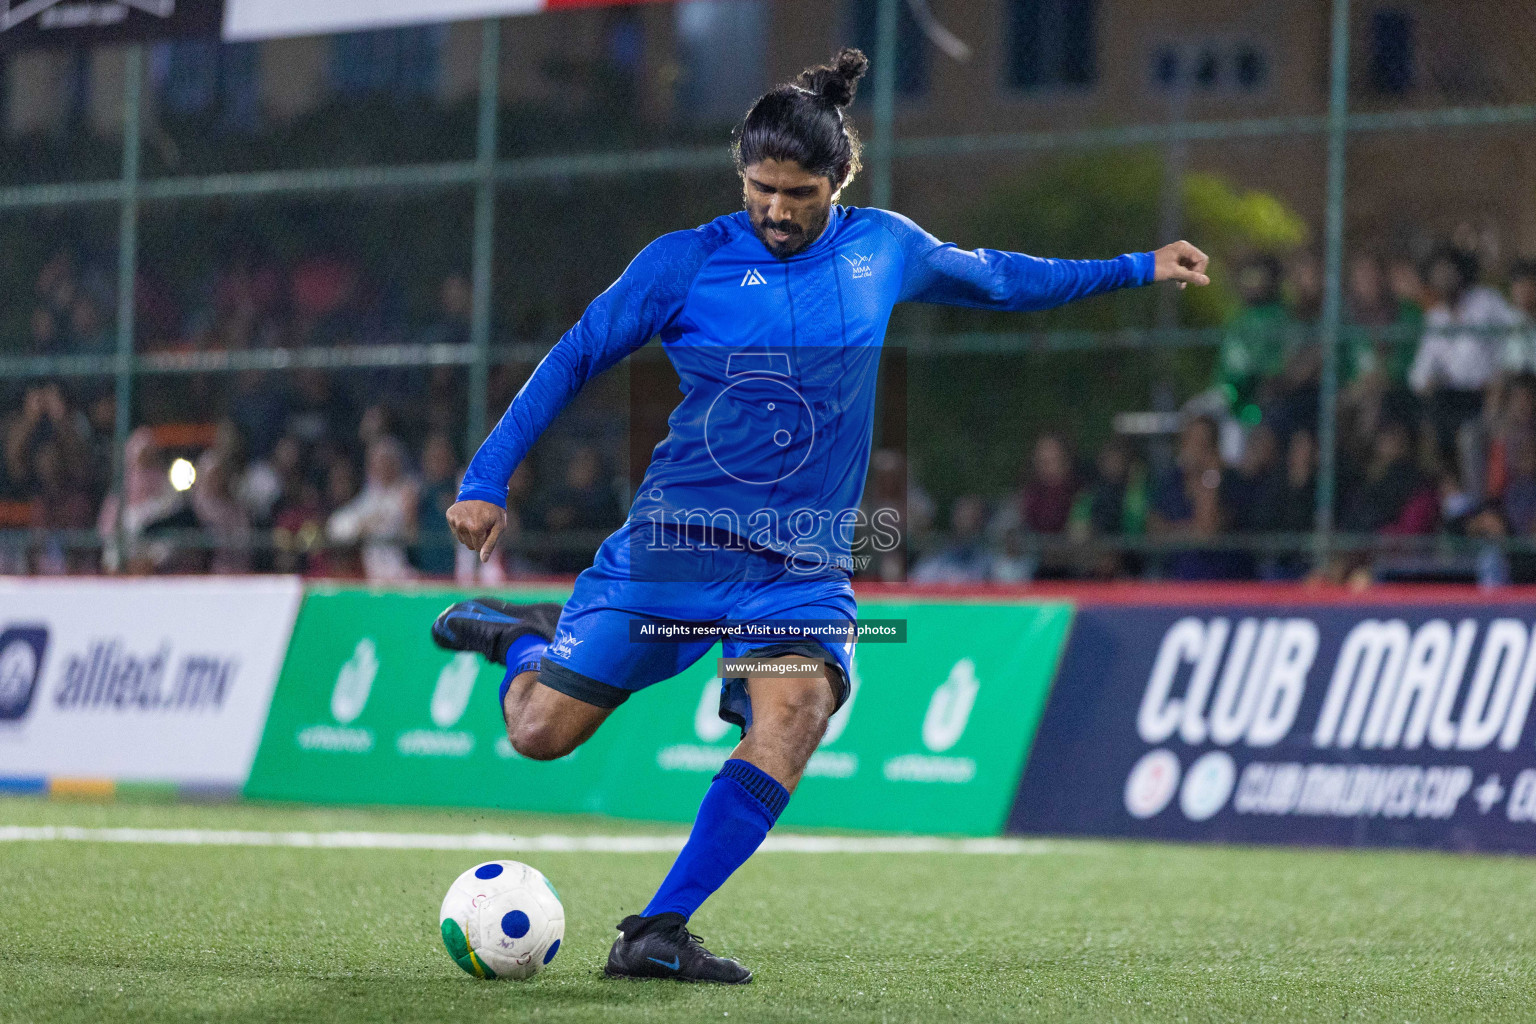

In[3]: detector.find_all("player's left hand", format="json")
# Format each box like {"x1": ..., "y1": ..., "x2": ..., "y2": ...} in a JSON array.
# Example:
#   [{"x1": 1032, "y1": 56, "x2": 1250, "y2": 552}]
[{"x1": 1153, "y1": 240, "x2": 1211, "y2": 290}]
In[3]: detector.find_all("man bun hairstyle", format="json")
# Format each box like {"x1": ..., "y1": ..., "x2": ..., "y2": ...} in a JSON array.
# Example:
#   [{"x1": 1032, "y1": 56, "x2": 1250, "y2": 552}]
[
  {"x1": 798, "y1": 47, "x2": 870, "y2": 107},
  {"x1": 733, "y1": 48, "x2": 869, "y2": 190}
]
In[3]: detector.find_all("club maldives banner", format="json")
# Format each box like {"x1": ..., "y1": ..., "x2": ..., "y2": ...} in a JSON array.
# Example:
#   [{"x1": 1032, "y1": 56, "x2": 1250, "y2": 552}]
[
  {"x1": 1010, "y1": 601, "x2": 1536, "y2": 853},
  {"x1": 0, "y1": 577, "x2": 301, "y2": 788},
  {"x1": 244, "y1": 586, "x2": 1070, "y2": 835}
]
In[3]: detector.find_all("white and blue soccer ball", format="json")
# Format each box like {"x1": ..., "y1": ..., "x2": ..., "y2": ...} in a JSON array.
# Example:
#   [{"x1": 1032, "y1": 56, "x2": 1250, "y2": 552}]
[{"x1": 439, "y1": 860, "x2": 565, "y2": 980}]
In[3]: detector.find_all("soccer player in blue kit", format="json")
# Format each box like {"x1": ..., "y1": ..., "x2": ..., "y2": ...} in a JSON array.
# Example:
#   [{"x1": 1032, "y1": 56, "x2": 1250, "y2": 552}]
[{"x1": 432, "y1": 48, "x2": 1209, "y2": 983}]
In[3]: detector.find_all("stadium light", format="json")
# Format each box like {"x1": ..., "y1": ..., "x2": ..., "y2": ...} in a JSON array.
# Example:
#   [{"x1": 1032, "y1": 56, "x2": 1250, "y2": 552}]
[{"x1": 168, "y1": 458, "x2": 196, "y2": 492}]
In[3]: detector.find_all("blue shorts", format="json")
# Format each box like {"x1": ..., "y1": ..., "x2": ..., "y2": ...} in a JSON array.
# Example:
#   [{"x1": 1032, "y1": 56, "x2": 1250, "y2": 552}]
[{"x1": 537, "y1": 522, "x2": 856, "y2": 732}]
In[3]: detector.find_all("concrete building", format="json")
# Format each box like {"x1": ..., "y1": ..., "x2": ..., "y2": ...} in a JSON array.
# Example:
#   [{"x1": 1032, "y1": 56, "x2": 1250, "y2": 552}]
[{"x1": 3, "y1": 0, "x2": 1534, "y2": 259}]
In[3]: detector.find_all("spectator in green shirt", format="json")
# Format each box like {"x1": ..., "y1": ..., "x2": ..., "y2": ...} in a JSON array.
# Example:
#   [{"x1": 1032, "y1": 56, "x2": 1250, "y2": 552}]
[
  {"x1": 1344, "y1": 253, "x2": 1421, "y2": 386},
  {"x1": 1216, "y1": 255, "x2": 1290, "y2": 422}
]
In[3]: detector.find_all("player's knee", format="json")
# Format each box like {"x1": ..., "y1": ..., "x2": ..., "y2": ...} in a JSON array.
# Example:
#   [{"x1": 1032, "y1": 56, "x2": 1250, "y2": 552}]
[{"x1": 507, "y1": 717, "x2": 577, "y2": 761}]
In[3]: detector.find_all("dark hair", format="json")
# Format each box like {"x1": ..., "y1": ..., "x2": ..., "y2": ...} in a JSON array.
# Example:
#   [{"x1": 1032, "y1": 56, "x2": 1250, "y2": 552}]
[
  {"x1": 1378, "y1": 413, "x2": 1416, "y2": 445},
  {"x1": 732, "y1": 48, "x2": 869, "y2": 189},
  {"x1": 1509, "y1": 371, "x2": 1536, "y2": 397},
  {"x1": 1425, "y1": 244, "x2": 1480, "y2": 289}
]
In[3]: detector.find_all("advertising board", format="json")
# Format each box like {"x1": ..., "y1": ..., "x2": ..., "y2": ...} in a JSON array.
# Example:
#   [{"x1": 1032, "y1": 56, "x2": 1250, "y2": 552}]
[
  {"x1": 1012, "y1": 602, "x2": 1536, "y2": 852},
  {"x1": 0, "y1": 577, "x2": 302, "y2": 787},
  {"x1": 247, "y1": 586, "x2": 1069, "y2": 835}
]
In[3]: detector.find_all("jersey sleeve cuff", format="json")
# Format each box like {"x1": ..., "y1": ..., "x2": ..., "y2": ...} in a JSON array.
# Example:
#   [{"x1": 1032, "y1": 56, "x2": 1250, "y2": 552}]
[
  {"x1": 455, "y1": 483, "x2": 508, "y2": 508},
  {"x1": 1130, "y1": 251, "x2": 1157, "y2": 287}
]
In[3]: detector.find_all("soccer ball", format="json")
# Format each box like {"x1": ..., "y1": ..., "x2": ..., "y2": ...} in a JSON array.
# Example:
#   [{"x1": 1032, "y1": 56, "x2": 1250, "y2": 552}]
[{"x1": 439, "y1": 860, "x2": 565, "y2": 980}]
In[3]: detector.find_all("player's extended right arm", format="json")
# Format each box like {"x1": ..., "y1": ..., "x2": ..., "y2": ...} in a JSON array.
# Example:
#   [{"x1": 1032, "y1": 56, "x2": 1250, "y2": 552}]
[{"x1": 449, "y1": 232, "x2": 699, "y2": 559}]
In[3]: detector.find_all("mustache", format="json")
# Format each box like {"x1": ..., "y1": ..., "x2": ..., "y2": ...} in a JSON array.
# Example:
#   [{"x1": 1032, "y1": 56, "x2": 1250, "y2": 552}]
[{"x1": 760, "y1": 219, "x2": 802, "y2": 235}]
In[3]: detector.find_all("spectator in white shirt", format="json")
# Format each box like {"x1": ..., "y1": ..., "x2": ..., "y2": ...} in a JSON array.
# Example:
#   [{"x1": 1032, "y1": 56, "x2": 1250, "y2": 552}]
[
  {"x1": 1501, "y1": 260, "x2": 1536, "y2": 374},
  {"x1": 327, "y1": 436, "x2": 418, "y2": 581},
  {"x1": 1409, "y1": 247, "x2": 1521, "y2": 498},
  {"x1": 1409, "y1": 248, "x2": 1521, "y2": 396}
]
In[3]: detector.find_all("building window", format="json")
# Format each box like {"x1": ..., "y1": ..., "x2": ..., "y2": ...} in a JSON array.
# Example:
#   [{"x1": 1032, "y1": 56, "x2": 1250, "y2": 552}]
[
  {"x1": 847, "y1": 0, "x2": 929, "y2": 99},
  {"x1": 1191, "y1": 47, "x2": 1220, "y2": 90},
  {"x1": 1006, "y1": 0, "x2": 1097, "y2": 91},
  {"x1": 64, "y1": 48, "x2": 90, "y2": 130},
  {"x1": 152, "y1": 40, "x2": 259, "y2": 133},
  {"x1": 1148, "y1": 39, "x2": 1269, "y2": 95},
  {"x1": 1368, "y1": 7, "x2": 1414, "y2": 95},
  {"x1": 675, "y1": 0, "x2": 766, "y2": 122},
  {"x1": 1232, "y1": 43, "x2": 1268, "y2": 91},
  {"x1": 327, "y1": 25, "x2": 446, "y2": 100},
  {"x1": 607, "y1": 9, "x2": 645, "y2": 82}
]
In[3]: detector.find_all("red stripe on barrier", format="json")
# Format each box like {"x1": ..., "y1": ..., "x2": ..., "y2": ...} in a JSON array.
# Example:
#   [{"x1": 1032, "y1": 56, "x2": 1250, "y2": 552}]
[{"x1": 357, "y1": 574, "x2": 1536, "y2": 607}]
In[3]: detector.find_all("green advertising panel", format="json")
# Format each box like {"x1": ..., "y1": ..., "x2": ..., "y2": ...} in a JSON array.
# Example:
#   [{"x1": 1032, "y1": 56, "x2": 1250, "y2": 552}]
[{"x1": 245, "y1": 586, "x2": 1071, "y2": 835}]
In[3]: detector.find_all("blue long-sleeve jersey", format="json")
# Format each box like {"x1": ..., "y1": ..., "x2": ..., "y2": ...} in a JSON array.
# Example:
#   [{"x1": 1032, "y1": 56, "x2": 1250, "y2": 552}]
[{"x1": 460, "y1": 205, "x2": 1155, "y2": 571}]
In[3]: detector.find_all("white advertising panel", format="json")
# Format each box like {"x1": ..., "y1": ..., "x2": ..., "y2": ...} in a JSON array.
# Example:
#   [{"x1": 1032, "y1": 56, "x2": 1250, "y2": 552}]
[
  {"x1": 0, "y1": 577, "x2": 302, "y2": 787},
  {"x1": 223, "y1": 0, "x2": 543, "y2": 41}
]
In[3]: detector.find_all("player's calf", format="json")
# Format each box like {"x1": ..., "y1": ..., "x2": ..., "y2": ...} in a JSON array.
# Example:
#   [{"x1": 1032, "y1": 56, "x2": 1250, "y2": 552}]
[
  {"x1": 734, "y1": 668, "x2": 838, "y2": 792},
  {"x1": 506, "y1": 713, "x2": 582, "y2": 761},
  {"x1": 502, "y1": 670, "x2": 614, "y2": 760},
  {"x1": 606, "y1": 667, "x2": 834, "y2": 982},
  {"x1": 430, "y1": 596, "x2": 610, "y2": 756}
]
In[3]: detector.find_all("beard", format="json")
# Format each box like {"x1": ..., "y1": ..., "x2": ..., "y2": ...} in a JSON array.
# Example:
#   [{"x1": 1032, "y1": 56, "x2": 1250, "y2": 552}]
[{"x1": 749, "y1": 202, "x2": 831, "y2": 259}]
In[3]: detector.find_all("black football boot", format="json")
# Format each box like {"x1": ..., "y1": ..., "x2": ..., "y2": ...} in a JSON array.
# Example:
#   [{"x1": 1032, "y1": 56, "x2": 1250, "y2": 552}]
[
  {"x1": 430, "y1": 598, "x2": 561, "y2": 665},
  {"x1": 604, "y1": 913, "x2": 752, "y2": 984}
]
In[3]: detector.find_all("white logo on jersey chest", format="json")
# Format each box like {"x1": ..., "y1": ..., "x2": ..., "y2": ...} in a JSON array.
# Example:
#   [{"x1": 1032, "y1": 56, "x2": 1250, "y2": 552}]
[{"x1": 841, "y1": 252, "x2": 874, "y2": 279}]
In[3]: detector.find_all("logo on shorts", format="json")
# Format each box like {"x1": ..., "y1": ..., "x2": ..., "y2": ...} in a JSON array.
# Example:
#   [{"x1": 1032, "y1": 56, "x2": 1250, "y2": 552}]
[
  {"x1": 0, "y1": 627, "x2": 47, "y2": 721},
  {"x1": 549, "y1": 633, "x2": 584, "y2": 659}
]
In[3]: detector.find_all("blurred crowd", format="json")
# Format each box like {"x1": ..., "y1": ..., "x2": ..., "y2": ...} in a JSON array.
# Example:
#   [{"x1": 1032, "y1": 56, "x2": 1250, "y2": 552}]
[
  {"x1": 9, "y1": 238, "x2": 1536, "y2": 585},
  {"x1": 909, "y1": 243, "x2": 1536, "y2": 586},
  {"x1": 2, "y1": 243, "x2": 627, "y2": 580},
  {"x1": 1, "y1": 379, "x2": 626, "y2": 581}
]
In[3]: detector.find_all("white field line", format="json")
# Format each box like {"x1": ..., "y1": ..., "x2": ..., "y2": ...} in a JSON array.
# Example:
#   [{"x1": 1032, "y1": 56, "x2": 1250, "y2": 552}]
[{"x1": 0, "y1": 825, "x2": 1070, "y2": 856}]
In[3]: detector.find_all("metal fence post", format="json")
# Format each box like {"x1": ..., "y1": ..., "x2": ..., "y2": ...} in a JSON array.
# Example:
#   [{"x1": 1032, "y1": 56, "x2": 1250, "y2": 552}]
[
  {"x1": 466, "y1": 19, "x2": 501, "y2": 457},
  {"x1": 1156, "y1": 82, "x2": 1190, "y2": 329},
  {"x1": 1315, "y1": 0, "x2": 1351, "y2": 564},
  {"x1": 111, "y1": 46, "x2": 144, "y2": 568},
  {"x1": 868, "y1": 0, "x2": 899, "y2": 209}
]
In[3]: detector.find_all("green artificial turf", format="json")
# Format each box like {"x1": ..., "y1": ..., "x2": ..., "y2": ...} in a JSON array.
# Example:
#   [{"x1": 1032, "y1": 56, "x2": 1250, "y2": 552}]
[{"x1": 2, "y1": 797, "x2": 1536, "y2": 1023}]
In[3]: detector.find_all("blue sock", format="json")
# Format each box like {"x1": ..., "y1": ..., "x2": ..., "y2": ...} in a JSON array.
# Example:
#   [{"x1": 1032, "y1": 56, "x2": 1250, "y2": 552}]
[
  {"x1": 642, "y1": 758, "x2": 789, "y2": 919},
  {"x1": 499, "y1": 635, "x2": 547, "y2": 704}
]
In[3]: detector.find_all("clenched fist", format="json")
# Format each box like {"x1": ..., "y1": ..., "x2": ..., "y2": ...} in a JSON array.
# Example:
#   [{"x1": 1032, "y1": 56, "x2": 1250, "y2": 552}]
[
  {"x1": 1152, "y1": 240, "x2": 1211, "y2": 290},
  {"x1": 446, "y1": 499, "x2": 507, "y2": 563}
]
